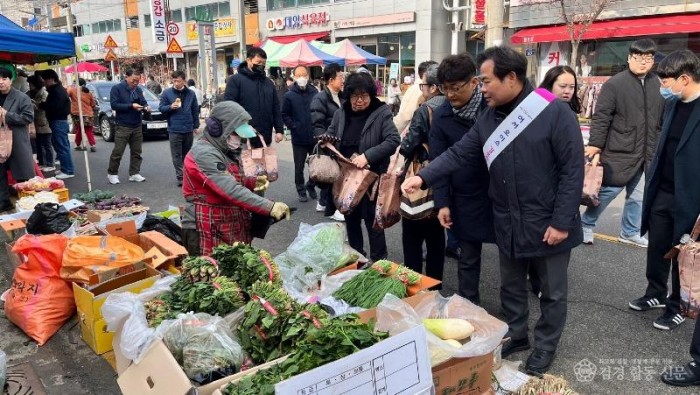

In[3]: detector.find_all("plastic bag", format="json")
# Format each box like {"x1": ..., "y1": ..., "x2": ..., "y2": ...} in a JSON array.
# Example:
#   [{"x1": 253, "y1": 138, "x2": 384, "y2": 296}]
[
  {"x1": 61, "y1": 235, "x2": 145, "y2": 284},
  {"x1": 0, "y1": 349, "x2": 6, "y2": 391},
  {"x1": 4, "y1": 234, "x2": 75, "y2": 345},
  {"x1": 152, "y1": 205, "x2": 182, "y2": 227},
  {"x1": 140, "y1": 214, "x2": 183, "y2": 245},
  {"x1": 158, "y1": 312, "x2": 244, "y2": 384},
  {"x1": 101, "y1": 275, "x2": 177, "y2": 363},
  {"x1": 375, "y1": 293, "x2": 508, "y2": 367},
  {"x1": 25, "y1": 203, "x2": 72, "y2": 234},
  {"x1": 276, "y1": 223, "x2": 365, "y2": 293}
]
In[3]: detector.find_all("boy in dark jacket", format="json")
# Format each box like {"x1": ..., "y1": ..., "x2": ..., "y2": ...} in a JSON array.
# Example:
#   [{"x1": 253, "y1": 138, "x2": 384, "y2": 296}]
[
  {"x1": 160, "y1": 70, "x2": 200, "y2": 186},
  {"x1": 281, "y1": 65, "x2": 319, "y2": 202},
  {"x1": 108, "y1": 67, "x2": 150, "y2": 184},
  {"x1": 224, "y1": 47, "x2": 283, "y2": 147}
]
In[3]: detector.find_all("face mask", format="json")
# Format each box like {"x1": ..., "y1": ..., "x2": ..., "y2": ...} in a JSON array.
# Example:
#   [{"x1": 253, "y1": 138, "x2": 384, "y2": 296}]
[
  {"x1": 660, "y1": 78, "x2": 683, "y2": 100},
  {"x1": 252, "y1": 64, "x2": 265, "y2": 74},
  {"x1": 296, "y1": 77, "x2": 308, "y2": 88},
  {"x1": 227, "y1": 134, "x2": 241, "y2": 150}
]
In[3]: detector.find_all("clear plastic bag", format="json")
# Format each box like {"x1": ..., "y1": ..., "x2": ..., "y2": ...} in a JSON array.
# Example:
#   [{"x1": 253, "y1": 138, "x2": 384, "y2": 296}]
[
  {"x1": 275, "y1": 223, "x2": 366, "y2": 293},
  {"x1": 101, "y1": 275, "x2": 177, "y2": 363},
  {"x1": 376, "y1": 293, "x2": 508, "y2": 366},
  {"x1": 158, "y1": 312, "x2": 244, "y2": 384},
  {"x1": 0, "y1": 349, "x2": 6, "y2": 391}
]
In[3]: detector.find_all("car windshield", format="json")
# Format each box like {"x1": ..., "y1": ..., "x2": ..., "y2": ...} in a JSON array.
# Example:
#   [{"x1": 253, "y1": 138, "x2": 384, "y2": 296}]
[{"x1": 95, "y1": 84, "x2": 158, "y2": 102}]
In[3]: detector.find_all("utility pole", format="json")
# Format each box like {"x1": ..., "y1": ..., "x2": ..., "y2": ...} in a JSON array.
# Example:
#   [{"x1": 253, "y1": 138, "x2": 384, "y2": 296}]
[
  {"x1": 442, "y1": 0, "x2": 469, "y2": 55},
  {"x1": 238, "y1": 0, "x2": 246, "y2": 60},
  {"x1": 485, "y1": 0, "x2": 505, "y2": 47}
]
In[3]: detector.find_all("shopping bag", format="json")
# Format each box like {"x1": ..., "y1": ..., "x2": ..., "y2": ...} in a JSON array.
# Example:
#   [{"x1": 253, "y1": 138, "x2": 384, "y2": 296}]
[
  {"x1": 241, "y1": 134, "x2": 279, "y2": 182},
  {"x1": 581, "y1": 153, "x2": 604, "y2": 207},
  {"x1": 400, "y1": 145, "x2": 435, "y2": 220},
  {"x1": 324, "y1": 143, "x2": 378, "y2": 215},
  {"x1": 307, "y1": 142, "x2": 340, "y2": 184},
  {"x1": 0, "y1": 121, "x2": 12, "y2": 163},
  {"x1": 679, "y1": 215, "x2": 700, "y2": 319},
  {"x1": 373, "y1": 147, "x2": 405, "y2": 230},
  {"x1": 4, "y1": 234, "x2": 75, "y2": 345}
]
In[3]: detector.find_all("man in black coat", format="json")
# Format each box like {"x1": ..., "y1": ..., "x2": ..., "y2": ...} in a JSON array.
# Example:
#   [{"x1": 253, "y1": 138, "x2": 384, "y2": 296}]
[
  {"x1": 40, "y1": 69, "x2": 74, "y2": 179},
  {"x1": 224, "y1": 47, "x2": 283, "y2": 147},
  {"x1": 655, "y1": 51, "x2": 700, "y2": 387},
  {"x1": 402, "y1": 46, "x2": 584, "y2": 375},
  {"x1": 281, "y1": 65, "x2": 319, "y2": 202}
]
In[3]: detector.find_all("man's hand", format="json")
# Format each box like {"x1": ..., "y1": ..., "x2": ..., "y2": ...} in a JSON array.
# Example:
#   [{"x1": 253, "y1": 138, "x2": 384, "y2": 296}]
[
  {"x1": 543, "y1": 226, "x2": 569, "y2": 246},
  {"x1": 401, "y1": 176, "x2": 424, "y2": 194},
  {"x1": 144, "y1": 106, "x2": 152, "y2": 113},
  {"x1": 171, "y1": 102, "x2": 181, "y2": 110},
  {"x1": 194, "y1": 128, "x2": 201, "y2": 135},
  {"x1": 132, "y1": 103, "x2": 143, "y2": 110},
  {"x1": 437, "y1": 207, "x2": 452, "y2": 229},
  {"x1": 351, "y1": 154, "x2": 368, "y2": 169},
  {"x1": 275, "y1": 133, "x2": 284, "y2": 143},
  {"x1": 584, "y1": 146, "x2": 601, "y2": 159}
]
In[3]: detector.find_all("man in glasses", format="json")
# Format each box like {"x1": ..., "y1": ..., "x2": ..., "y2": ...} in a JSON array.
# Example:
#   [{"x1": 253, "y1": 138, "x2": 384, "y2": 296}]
[{"x1": 583, "y1": 39, "x2": 665, "y2": 250}]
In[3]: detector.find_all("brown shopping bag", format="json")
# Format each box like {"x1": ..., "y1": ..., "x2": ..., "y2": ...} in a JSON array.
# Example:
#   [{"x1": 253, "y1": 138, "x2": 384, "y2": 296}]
[
  {"x1": 324, "y1": 143, "x2": 378, "y2": 215},
  {"x1": 0, "y1": 121, "x2": 12, "y2": 163},
  {"x1": 581, "y1": 153, "x2": 604, "y2": 207},
  {"x1": 373, "y1": 147, "x2": 404, "y2": 230},
  {"x1": 241, "y1": 134, "x2": 279, "y2": 182},
  {"x1": 307, "y1": 142, "x2": 340, "y2": 184},
  {"x1": 679, "y1": 215, "x2": 700, "y2": 318}
]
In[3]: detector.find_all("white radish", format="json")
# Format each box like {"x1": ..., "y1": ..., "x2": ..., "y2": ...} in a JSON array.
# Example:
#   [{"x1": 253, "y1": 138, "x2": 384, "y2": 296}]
[{"x1": 423, "y1": 318, "x2": 475, "y2": 340}]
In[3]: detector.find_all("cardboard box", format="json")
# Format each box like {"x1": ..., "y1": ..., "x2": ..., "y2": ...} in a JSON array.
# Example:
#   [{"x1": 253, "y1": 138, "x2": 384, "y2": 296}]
[
  {"x1": 18, "y1": 187, "x2": 70, "y2": 203},
  {"x1": 74, "y1": 266, "x2": 161, "y2": 355},
  {"x1": 104, "y1": 220, "x2": 187, "y2": 272},
  {"x1": 328, "y1": 261, "x2": 359, "y2": 276}
]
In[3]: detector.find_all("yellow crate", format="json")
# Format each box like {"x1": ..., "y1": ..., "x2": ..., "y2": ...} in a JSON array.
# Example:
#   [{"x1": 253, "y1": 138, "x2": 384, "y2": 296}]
[{"x1": 17, "y1": 187, "x2": 70, "y2": 203}]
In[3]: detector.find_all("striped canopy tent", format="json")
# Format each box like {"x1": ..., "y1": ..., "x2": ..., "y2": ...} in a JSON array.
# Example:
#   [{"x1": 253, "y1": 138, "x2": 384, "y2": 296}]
[
  {"x1": 266, "y1": 39, "x2": 344, "y2": 68},
  {"x1": 258, "y1": 39, "x2": 286, "y2": 58},
  {"x1": 311, "y1": 39, "x2": 386, "y2": 65}
]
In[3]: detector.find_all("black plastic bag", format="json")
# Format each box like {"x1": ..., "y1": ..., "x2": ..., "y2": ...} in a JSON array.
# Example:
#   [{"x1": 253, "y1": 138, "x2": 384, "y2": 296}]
[
  {"x1": 26, "y1": 203, "x2": 72, "y2": 235},
  {"x1": 139, "y1": 214, "x2": 183, "y2": 245}
]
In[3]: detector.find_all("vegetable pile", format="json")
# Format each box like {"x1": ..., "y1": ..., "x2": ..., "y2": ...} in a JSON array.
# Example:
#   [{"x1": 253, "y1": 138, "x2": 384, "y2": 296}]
[
  {"x1": 13, "y1": 177, "x2": 64, "y2": 192},
  {"x1": 90, "y1": 194, "x2": 142, "y2": 210},
  {"x1": 333, "y1": 260, "x2": 422, "y2": 309},
  {"x1": 212, "y1": 243, "x2": 282, "y2": 293},
  {"x1": 74, "y1": 189, "x2": 115, "y2": 203}
]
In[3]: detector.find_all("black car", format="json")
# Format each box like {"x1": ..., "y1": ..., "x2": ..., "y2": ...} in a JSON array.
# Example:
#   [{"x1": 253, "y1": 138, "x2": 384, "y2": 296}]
[{"x1": 87, "y1": 81, "x2": 168, "y2": 142}]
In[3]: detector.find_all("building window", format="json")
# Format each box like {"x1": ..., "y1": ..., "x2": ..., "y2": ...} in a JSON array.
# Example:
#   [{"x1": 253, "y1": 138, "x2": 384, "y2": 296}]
[
  {"x1": 218, "y1": 2, "x2": 230, "y2": 17},
  {"x1": 169, "y1": 10, "x2": 183, "y2": 23},
  {"x1": 127, "y1": 16, "x2": 138, "y2": 28},
  {"x1": 91, "y1": 18, "x2": 122, "y2": 33},
  {"x1": 144, "y1": 14, "x2": 151, "y2": 27},
  {"x1": 266, "y1": 0, "x2": 297, "y2": 10},
  {"x1": 73, "y1": 24, "x2": 84, "y2": 37}
]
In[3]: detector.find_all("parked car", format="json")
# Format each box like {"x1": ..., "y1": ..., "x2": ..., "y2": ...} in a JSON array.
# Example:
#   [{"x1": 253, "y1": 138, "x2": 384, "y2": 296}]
[{"x1": 87, "y1": 81, "x2": 168, "y2": 142}]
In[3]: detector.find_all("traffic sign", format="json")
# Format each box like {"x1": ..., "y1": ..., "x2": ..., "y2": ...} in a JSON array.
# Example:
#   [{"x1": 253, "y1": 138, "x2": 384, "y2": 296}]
[
  {"x1": 104, "y1": 35, "x2": 118, "y2": 49},
  {"x1": 104, "y1": 49, "x2": 118, "y2": 62},
  {"x1": 167, "y1": 22, "x2": 179, "y2": 36},
  {"x1": 166, "y1": 37, "x2": 184, "y2": 58}
]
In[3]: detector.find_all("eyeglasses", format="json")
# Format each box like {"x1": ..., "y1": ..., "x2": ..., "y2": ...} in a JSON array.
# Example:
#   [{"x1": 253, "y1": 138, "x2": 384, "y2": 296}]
[
  {"x1": 350, "y1": 93, "x2": 370, "y2": 102},
  {"x1": 438, "y1": 81, "x2": 470, "y2": 95},
  {"x1": 631, "y1": 54, "x2": 654, "y2": 64}
]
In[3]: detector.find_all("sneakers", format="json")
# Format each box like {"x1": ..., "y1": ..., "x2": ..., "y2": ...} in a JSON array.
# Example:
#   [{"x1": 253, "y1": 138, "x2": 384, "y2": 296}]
[
  {"x1": 654, "y1": 311, "x2": 686, "y2": 330},
  {"x1": 298, "y1": 192, "x2": 308, "y2": 203},
  {"x1": 582, "y1": 227, "x2": 594, "y2": 245},
  {"x1": 108, "y1": 175, "x2": 120, "y2": 184},
  {"x1": 316, "y1": 202, "x2": 326, "y2": 212},
  {"x1": 327, "y1": 210, "x2": 345, "y2": 222},
  {"x1": 629, "y1": 296, "x2": 667, "y2": 311},
  {"x1": 55, "y1": 172, "x2": 75, "y2": 180},
  {"x1": 40, "y1": 166, "x2": 56, "y2": 172},
  {"x1": 619, "y1": 233, "x2": 648, "y2": 248},
  {"x1": 90, "y1": 146, "x2": 97, "y2": 152},
  {"x1": 129, "y1": 174, "x2": 146, "y2": 182}
]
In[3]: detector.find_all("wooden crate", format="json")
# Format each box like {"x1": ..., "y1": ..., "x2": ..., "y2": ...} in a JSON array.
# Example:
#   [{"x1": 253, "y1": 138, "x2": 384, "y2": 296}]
[{"x1": 17, "y1": 188, "x2": 70, "y2": 203}]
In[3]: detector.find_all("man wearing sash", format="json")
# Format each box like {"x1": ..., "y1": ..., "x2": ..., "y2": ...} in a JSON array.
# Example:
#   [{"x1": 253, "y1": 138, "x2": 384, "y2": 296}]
[{"x1": 402, "y1": 46, "x2": 584, "y2": 374}]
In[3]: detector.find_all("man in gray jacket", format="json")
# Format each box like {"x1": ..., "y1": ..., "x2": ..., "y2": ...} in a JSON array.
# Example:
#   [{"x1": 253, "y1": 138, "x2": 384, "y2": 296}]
[{"x1": 583, "y1": 39, "x2": 665, "y2": 247}]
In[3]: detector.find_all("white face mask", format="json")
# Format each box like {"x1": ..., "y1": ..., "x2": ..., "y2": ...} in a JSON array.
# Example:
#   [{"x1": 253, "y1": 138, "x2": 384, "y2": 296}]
[
  {"x1": 227, "y1": 134, "x2": 241, "y2": 150},
  {"x1": 296, "y1": 77, "x2": 309, "y2": 88}
]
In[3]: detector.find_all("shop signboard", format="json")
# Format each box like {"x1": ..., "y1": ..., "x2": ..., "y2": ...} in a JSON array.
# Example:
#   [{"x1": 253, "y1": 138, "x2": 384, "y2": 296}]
[
  {"x1": 389, "y1": 63, "x2": 399, "y2": 80},
  {"x1": 149, "y1": 0, "x2": 167, "y2": 44},
  {"x1": 472, "y1": 0, "x2": 486, "y2": 27},
  {"x1": 538, "y1": 41, "x2": 571, "y2": 83},
  {"x1": 266, "y1": 12, "x2": 330, "y2": 31},
  {"x1": 186, "y1": 17, "x2": 236, "y2": 41},
  {"x1": 332, "y1": 12, "x2": 414, "y2": 30}
]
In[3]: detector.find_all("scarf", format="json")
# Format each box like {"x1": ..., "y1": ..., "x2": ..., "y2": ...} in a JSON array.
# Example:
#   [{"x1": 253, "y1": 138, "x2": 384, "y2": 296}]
[{"x1": 452, "y1": 88, "x2": 483, "y2": 121}]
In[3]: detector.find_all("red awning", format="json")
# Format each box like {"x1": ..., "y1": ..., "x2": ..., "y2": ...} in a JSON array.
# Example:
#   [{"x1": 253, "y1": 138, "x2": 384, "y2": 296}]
[
  {"x1": 511, "y1": 14, "x2": 700, "y2": 44},
  {"x1": 267, "y1": 31, "x2": 329, "y2": 44}
]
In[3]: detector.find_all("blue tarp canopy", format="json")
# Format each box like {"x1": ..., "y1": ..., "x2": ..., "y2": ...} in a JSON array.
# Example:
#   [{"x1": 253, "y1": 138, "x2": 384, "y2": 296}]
[{"x1": 0, "y1": 14, "x2": 75, "y2": 64}]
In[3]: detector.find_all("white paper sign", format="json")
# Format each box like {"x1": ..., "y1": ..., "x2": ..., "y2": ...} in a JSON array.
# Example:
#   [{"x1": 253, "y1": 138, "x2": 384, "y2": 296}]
[{"x1": 275, "y1": 325, "x2": 433, "y2": 395}]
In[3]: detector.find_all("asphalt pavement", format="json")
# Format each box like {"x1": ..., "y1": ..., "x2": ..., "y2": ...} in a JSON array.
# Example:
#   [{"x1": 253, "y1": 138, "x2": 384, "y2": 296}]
[{"x1": 1, "y1": 135, "x2": 698, "y2": 394}]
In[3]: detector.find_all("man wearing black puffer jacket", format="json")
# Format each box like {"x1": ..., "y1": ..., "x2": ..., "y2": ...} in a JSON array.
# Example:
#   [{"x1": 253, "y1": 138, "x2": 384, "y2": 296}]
[
  {"x1": 281, "y1": 65, "x2": 319, "y2": 202},
  {"x1": 224, "y1": 47, "x2": 283, "y2": 147}
]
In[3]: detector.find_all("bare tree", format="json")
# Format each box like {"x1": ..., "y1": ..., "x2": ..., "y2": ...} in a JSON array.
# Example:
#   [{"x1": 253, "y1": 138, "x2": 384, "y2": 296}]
[{"x1": 522, "y1": 0, "x2": 617, "y2": 65}]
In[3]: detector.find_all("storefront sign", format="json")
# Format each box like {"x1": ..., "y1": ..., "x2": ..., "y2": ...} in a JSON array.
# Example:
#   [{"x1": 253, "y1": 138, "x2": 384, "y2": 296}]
[
  {"x1": 538, "y1": 41, "x2": 570, "y2": 83},
  {"x1": 266, "y1": 12, "x2": 330, "y2": 31},
  {"x1": 472, "y1": 0, "x2": 486, "y2": 27},
  {"x1": 149, "y1": 0, "x2": 167, "y2": 44},
  {"x1": 186, "y1": 17, "x2": 236, "y2": 40},
  {"x1": 332, "y1": 12, "x2": 414, "y2": 30}
]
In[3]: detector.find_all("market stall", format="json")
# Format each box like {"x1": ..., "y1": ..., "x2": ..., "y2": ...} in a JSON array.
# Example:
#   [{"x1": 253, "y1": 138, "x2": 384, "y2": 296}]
[
  {"x1": 265, "y1": 39, "x2": 345, "y2": 68},
  {"x1": 311, "y1": 39, "x2": 387, "y2": 66}
]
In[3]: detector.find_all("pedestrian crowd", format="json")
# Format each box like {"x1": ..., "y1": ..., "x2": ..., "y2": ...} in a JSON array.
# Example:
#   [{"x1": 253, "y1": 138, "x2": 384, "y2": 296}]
[{"x1": 0, "y1": 40, "x2": 699, "y2": 386}]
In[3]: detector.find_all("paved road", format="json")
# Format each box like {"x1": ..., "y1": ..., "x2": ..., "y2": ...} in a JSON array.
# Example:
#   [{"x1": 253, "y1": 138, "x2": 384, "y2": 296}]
[{"x1": 1, "y1": 136, "x2": 696, "y2": 394}]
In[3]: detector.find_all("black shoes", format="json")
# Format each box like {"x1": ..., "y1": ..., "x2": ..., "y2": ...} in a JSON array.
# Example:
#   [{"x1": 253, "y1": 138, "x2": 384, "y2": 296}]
[
  {"x1": 526, "y1": 349, "x2": 556, "y2": 375},
  {"x1": 629, "y1": 295, "x2": 667, "y2": 311},
  {"x1": 306, "y1": 185, "x2": 317, "y2": 200},
  {"x1": 445, "y1": 246, "x2": 462, "y2": 260},
  {"x1": 298, "y1": 192, "x2": 308, "y2": 203},
  {"x1": 501, "y1": 337, "x2": 530, "y2": 358},
  {"x1": 662, "y1": 362, "x2": 700, "y2": 387}
]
